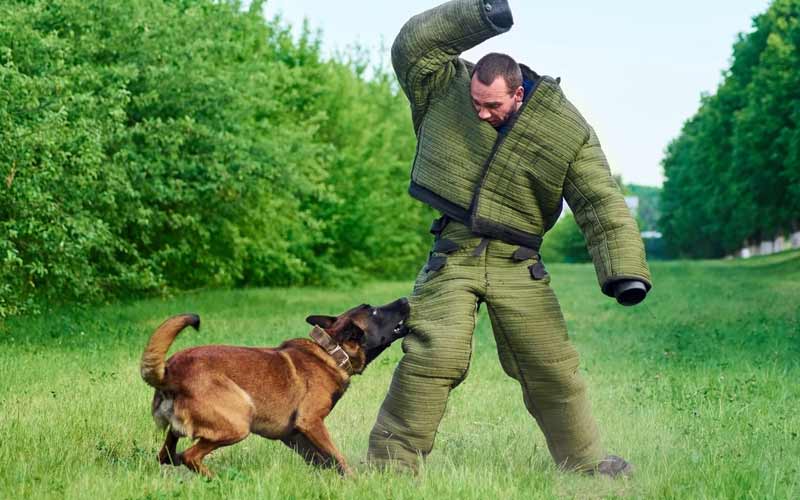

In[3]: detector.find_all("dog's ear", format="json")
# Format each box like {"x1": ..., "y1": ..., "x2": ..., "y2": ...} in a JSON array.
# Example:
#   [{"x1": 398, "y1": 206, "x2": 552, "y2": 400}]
[
  {"x1": 343, "y1": 315, "x2": 371, "y2": 344},
  {"x1": 344, "y1": 324, "x2": 365, "y2": 344},
  {"x1": 350, "y1": 315, "x2": 369, "y2": 334},
  {"x1": 306, "y1": 315, "x2": 336, "y2": 329}
]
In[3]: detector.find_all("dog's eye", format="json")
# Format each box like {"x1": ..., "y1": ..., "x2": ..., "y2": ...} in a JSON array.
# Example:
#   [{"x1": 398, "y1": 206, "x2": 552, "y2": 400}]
[{"x1": 371, "y1": 309, "x2": 377, "y2": 316}]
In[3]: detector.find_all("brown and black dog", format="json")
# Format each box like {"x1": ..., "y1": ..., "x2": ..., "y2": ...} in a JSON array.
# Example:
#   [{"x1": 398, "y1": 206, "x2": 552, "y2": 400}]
[{"x1": 140, "y1": 298, "x2": 409, "y2": 477}]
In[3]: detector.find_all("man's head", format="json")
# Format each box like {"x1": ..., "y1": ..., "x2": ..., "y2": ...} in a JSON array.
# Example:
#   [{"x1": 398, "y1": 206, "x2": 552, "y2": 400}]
[{"x1": 470, "y1": 52, "x2": 524, "y2": 128}]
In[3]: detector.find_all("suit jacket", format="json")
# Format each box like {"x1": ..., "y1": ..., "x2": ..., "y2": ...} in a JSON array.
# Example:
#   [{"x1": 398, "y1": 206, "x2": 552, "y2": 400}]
[{"x1": 393, "y1": 0, "x2": 652, "y2": 296}]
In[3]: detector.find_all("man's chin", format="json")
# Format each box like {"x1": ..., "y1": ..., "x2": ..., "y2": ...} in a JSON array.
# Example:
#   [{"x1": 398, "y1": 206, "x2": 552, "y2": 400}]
[{"x1": 486, "y1": 117, "x2": 510, "y2": 128}]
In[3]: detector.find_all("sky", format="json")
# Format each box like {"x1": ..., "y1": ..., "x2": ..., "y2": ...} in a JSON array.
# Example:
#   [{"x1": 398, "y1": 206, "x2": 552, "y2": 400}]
[{"x1": 260, "y1": 1, "x2": 771, "y2": 187}]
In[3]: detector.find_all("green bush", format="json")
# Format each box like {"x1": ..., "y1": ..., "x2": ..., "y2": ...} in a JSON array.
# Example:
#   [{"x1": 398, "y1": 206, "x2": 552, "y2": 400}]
[
  {"x1": 540, "y1": 214, "x2": 590, "y2": 264},
  {"x1": 0, "y1": 0, "x2": 431, "y2": 316}
]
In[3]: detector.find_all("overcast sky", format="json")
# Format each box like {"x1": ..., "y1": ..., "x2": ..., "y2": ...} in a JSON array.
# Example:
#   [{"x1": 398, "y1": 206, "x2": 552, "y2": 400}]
[{"x1": 261, "y1": 1, "x2": 771, "y2": 187}]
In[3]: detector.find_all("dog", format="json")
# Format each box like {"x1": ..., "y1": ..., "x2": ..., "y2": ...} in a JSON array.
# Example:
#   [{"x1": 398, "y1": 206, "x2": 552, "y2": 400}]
[{"x1": 140, "y1": 298, "x2": 409, "y2": 477}]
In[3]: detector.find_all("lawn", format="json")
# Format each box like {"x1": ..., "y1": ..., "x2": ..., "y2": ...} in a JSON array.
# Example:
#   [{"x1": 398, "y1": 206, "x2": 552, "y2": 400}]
[{"x1": 1, "y1": 251, "x2": 798, "y2": 499}]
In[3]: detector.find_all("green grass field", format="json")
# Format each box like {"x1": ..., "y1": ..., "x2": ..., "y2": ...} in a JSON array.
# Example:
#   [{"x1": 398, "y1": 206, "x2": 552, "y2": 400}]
[{"x1": 1, "y1": 251, "x2": 798, "y2": 499}]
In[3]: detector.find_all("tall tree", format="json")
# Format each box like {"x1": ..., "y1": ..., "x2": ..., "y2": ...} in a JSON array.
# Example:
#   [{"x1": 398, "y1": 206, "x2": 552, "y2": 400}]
[{"x1": 660, "y1": 0, "x2": 800, "y2": 257}]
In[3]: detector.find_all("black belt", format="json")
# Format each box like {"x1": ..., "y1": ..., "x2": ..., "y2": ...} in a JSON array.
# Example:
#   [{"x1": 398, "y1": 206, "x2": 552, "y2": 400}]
[{"x1": 426, "y1": 216, "x2": 547, "y2": 279}]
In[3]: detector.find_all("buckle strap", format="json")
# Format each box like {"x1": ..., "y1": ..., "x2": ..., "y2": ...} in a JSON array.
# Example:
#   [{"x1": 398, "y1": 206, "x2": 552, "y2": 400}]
[
  {"x1": 511, "y1": 246, "x2": 539, "y2": 261},
  {"x1": 433, "y1": 238, "x2": 460, "y2": 254},
  {"x1": 529, "y1": 260, "x2": 548, "y2": 280},
  {"x1": 429, "y1": 215, "x2": 450, "y2": 237},
  {"x1": 309, "y1": 326, "x2": 353, "y2": 374},
  {"x1": 471, "y1": 237, "x2": 491, "y2": 257}
]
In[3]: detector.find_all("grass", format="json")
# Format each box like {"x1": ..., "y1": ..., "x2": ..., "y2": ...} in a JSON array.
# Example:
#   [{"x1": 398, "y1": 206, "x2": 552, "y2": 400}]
[{"x1": 1, "y1": 251, "x2": 799, "y2": 499}]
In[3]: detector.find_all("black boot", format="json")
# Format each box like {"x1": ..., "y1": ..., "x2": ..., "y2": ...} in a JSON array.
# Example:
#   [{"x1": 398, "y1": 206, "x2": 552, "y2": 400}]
[{"x1": 588, "y1": 455, "x2": 633, "y2": 478}]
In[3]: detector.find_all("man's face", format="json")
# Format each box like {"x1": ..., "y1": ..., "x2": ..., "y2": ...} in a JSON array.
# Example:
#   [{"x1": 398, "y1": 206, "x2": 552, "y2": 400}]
[{"x1": 470, "y1": 75, "x2": 524, "y2": 128}]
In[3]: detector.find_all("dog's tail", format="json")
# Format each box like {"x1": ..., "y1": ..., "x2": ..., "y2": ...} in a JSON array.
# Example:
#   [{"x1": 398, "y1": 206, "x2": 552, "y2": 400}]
[{"x1": 140, "y1": 313, "x2": 200, "y2": 389}]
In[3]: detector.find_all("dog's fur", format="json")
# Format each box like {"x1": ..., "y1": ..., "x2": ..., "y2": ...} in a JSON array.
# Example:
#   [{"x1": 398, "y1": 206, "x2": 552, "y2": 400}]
[{"x1": 140, "y1": 298, "x2": 409, "y2": 477}]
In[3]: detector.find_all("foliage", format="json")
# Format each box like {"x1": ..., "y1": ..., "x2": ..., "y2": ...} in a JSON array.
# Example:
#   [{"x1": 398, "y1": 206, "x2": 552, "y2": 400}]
[
  {"x1": 0, "y1": 0, "x2": 430, "y2": 316},
  {"x1": 541, "y1": 213, "x2": 591, "y2": 263},
  {"x1": 659, "y1": 0, "x2": 800, "y2": 257},
  {"x1": 545, "y1": 179, "x2": 658, "y2": 264},
  {"x1": 627, "y1": 184, "x2": 661, "y2": 233}
]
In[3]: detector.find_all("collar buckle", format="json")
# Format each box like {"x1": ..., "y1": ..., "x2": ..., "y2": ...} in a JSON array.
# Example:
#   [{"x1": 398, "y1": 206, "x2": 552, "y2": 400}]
[{"x1": 310, "y1": 326, "x2": 353, "y2": 373}]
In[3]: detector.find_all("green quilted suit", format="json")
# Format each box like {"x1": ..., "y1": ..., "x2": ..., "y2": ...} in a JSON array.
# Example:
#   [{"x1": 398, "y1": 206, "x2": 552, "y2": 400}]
[{"x1": 367, "y1": 0, "x2": 652, "y2": 472}]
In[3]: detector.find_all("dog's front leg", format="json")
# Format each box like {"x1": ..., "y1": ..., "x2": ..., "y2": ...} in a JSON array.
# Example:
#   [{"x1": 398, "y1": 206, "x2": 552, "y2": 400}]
[
  {"x1": 179, "y1": 438, "x2": 220, "y2": 477},
  {"x1": 297, "y1": 421, "x2": 353, "y2": 477},
  {"x1": 281, "y1": 432, "x2": 334, "y2": 468},
  {"x1": 158, "y1": 428, "x2": 181, "y2": 466}
]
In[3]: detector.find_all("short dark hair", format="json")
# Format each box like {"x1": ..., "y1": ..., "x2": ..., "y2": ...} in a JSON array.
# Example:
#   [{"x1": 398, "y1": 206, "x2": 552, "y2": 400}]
[{"x1": 472, "y1": 53, "x2": 522, "y2": 93}]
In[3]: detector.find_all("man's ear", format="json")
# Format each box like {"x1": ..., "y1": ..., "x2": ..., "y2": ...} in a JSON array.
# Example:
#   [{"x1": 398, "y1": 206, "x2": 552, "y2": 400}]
[
  {"x1": 514, "y1": 85, "x2": 524, "y2": 102},
  {"x1": 306, "y1": 315, "x2": 337, "y2": 329}
]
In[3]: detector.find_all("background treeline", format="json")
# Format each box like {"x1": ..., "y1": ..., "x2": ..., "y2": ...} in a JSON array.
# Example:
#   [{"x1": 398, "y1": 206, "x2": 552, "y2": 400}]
[
  {"x1": 659, "y1": 0, "x2": 800, "y2": 258},
  {"x1": 544, "y1": 182, "x2": 664, "y2": 263},
  {"x1": 0, "y1": 0, "x2": 435, "y2": 316}
]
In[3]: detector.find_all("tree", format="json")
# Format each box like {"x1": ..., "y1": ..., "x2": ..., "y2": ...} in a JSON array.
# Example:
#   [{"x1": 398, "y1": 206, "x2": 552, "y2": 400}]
[{"x1": 659, "y1": 0, "x2": 800, "y2": 257}]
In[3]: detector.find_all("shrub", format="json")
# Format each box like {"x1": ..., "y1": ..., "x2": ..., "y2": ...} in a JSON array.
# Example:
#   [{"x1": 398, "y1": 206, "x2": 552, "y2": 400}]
[{"x1": 0, "y1": 0, "x2": 431, "y2": 316}]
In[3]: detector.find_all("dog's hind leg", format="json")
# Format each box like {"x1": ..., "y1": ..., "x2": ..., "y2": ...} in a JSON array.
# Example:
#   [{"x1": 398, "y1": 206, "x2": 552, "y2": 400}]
[
  {"x1": 179, "y1": 421, "x2": 250, "y2": 477},
  {"x1": 158, "y1": 428, "x2": 181, "y2": 466},
  {"x1": 297, "y1": 421, "x2": 352, "y2": 476},
  {"x1": 281, "y1": 432, "x2": 334, "y2": 468}
]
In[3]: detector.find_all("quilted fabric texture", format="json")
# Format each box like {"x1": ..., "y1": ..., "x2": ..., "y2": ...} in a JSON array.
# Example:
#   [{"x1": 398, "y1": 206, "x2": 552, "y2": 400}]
[
  {"x1": 393, "y1": 0, "x2": 652, "y2": 295},
  {"x1": 368, "y1": 221, "x2": 603, "y2": 471}
]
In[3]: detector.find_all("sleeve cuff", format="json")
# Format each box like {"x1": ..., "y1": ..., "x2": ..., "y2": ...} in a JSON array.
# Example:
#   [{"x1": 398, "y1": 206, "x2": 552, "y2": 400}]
[{"x1": 608, "y1": 279, "x2": 649, "y2": 306}]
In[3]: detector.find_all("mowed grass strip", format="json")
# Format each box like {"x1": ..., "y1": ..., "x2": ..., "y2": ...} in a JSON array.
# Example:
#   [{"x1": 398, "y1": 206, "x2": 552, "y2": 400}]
[{"x1": 1, "y1": 251, "x2": 798, "y2": 499}]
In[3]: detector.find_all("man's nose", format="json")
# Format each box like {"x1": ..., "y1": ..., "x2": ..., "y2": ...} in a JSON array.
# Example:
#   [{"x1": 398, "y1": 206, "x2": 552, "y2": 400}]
[{"x1": 478, "y1": 108, "x2": 491, "y2": 120}]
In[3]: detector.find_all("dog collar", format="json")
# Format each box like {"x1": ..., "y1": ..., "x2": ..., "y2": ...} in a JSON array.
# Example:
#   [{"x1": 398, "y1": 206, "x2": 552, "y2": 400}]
[{"x1": 310, "y1": 326, "x2": 353, "y2": 374}]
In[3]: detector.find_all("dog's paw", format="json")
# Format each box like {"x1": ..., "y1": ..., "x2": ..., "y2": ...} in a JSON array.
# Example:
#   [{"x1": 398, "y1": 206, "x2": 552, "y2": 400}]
[
  {"x1": 159, "y1": 463, "x2": 195, "y2": 480},
  {"x1": 157, "y1": 452, "x2": 182, "y2": 466}
]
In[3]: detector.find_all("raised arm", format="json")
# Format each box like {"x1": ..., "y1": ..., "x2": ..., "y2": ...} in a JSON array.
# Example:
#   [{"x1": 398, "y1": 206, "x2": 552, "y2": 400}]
[
  {"x1": 392, "y1": 0, "x2": 513, "y2": 132},
  {"x1": 563, "y1": 126, "x2": 653, "y2": 301}
]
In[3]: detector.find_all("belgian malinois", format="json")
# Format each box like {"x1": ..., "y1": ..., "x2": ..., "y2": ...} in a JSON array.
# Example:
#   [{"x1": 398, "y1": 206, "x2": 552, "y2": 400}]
[{"x1": 140, "y1": 298, "x2": 409, "y2": 477}]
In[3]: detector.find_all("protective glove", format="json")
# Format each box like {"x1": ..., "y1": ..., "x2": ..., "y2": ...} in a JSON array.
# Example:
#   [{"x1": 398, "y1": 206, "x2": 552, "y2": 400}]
[
  {"x1": 613, "y1": 279, "x2": 647, "y2": 306},
  {"x1": 484, "y1": 0, "x2": 513, "y2": 29}
]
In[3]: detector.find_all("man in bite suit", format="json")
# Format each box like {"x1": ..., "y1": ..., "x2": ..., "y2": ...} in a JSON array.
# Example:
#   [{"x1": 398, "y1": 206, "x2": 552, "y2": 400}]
[{"x1": 368, "y1": 0, "x2": 651, "y2": 477}]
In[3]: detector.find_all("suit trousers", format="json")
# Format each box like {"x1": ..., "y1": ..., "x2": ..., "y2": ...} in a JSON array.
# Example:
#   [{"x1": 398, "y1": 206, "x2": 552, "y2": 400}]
[{"x1": 367, "y1": 220, "x2": 603, "y2": 471}]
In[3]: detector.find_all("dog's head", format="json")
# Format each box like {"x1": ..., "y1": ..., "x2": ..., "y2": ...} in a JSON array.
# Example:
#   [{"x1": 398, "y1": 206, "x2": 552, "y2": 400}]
[{"x1": 306, "y1": 297, "x2": 410, "y2": 373}]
